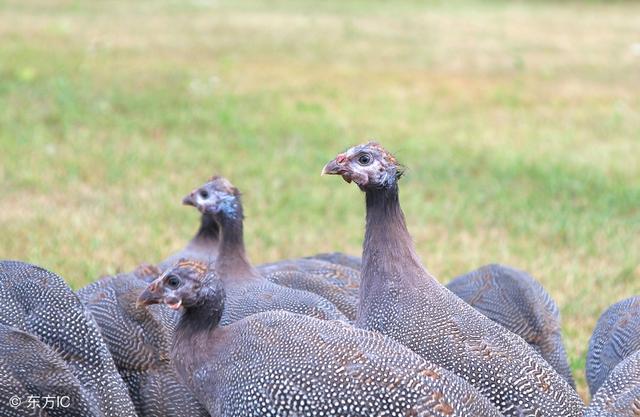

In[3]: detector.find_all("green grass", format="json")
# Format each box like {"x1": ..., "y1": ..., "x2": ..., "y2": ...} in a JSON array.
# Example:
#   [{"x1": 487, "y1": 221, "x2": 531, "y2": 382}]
[{"x1": 1, "y1": 0, "x2": 639, "y2": 398}]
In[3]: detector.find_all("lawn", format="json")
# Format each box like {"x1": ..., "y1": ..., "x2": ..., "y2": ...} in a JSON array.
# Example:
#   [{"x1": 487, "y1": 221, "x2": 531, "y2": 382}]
[{"x1": 1, "y1": 0, "x2": 639, "y2": 398}]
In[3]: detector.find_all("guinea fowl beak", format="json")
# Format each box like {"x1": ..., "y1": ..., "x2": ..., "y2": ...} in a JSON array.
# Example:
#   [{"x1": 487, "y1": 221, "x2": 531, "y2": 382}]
[
  {"x1": 136, "y1": 285, "x2": 162, "y2": 308},
  {"x1": 321, "y1": 159, "x2": 342, "y2": 176},
  {"x1": 322, "y1": 157, "x2": 353, "y2": 183},
  {"x1": 182, "y1": 193, "x2": 196, "y2": 207}
]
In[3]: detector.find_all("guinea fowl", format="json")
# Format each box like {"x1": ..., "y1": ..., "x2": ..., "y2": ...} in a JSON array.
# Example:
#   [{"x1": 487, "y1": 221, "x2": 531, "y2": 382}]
[
  {"x1": 181, "y1": 177, "x2": 360, "y2": 285},
  {"x1": 322, "y1": 142, "x2": 584, "y2": 417},
  {"x1": 584, "y1": 348, "x2": 640, "y2": 417},
  {"x1": 136, "y1": 261, "x2": 503, "y2": 417},
  {"x1": 77, "y1": 272, "x2": 208, "y2": 417},
  {"x1": 586, "y1": 295, "x2": 640, "y2": 396},
  {"x1": 182, "y1": 176, "x2": 346, "y2": 323},
  {"x1": 0, "y1": 323, "x2": 101, "y2": 417},
  {"x1": 183, "y1": 176, "x2": 360, "y2": 320},
  {"x1": 446, "y1": 264, "x2": 575, "y2": 387},
  {"x1": 0, "y1": 260, "x2": 136, "y2": 417}
]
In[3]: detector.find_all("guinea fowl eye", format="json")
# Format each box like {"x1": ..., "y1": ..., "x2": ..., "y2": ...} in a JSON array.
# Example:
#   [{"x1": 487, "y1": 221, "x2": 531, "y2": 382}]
[
  {"x1": 166, "y1": 275, "x2": 181, "y2": 289},
  {"x1": 199, "y1": 190, "x2": 209, "y2": 199},
  {"x1": 357, "y1": 153, "x2": 372, "y2": 166}
]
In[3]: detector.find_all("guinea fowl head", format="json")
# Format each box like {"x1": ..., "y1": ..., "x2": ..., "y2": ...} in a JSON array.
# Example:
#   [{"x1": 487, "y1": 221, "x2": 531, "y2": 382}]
[
  {"x1": 182, "y1": 176, "x2": 243, "y2": 220},
  {"x1": 137, "y1": 259, "x2": 223, "y2": 312},
  {"x1": 322, "y1": 141, "x2": 403, "y2": 190}
]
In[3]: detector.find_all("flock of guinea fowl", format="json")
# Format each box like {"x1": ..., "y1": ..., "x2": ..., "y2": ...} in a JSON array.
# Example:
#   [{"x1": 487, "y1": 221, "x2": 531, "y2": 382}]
[{"x1": 1, "y1": 142, "x2": 638, "y2": 417}]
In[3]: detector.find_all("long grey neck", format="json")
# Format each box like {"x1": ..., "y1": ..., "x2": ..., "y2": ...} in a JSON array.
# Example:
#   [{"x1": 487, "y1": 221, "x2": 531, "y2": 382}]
[
  {"x1": 175, "y1": 290, "x2": 223, "y2": 337},
  {"x1": 359, "y1": 182, "x2": 432, "y2": 317},
  {"x1": 215, "y1": 211, "x2": 261, "y2": 283},
  {"x1": 363, "y1": 183, "x2": 423, "y2": 270},
  {"x1": 186, "y1": 214, "x2": 220, "y2": 256},
  {"x1": 172, "y1": 289, "x2": 224, "y2": 386}
]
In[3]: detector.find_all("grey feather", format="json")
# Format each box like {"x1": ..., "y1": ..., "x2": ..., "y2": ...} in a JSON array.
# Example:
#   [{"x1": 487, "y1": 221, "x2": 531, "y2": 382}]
[
  {"x1": 447, "y1": 264, "x2": 575, "y2": 388},
  {"x1": 586, "y1": 295, "x2": 640, "y2": 396},
  {"x1": 584, "y1": 349, "x2": 640, "y2": 417},
  {"x1": 0, "y1": 260, "x2": 136, "y2": 417}
]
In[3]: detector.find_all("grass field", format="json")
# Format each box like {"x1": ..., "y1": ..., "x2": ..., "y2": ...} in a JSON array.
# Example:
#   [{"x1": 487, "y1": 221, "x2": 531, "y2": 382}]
[{"x1": 1, "y1": 0, "x2": 639, "y2": 398}]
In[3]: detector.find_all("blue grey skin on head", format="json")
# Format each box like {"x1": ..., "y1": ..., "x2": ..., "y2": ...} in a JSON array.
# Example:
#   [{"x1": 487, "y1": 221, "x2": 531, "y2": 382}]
[
  {"x1": 446, "y1": 264, "x2": 576, "y2": 388},
  {"x1": 139, "y1": 261, "x2": 504, "y2": 417},
  {"x1": 584, "y1": 348, "x2": 640, "y2": 417},
  {"x1": 0, "y1": 260, "x2": 137, "y2": 417},
  {"x1": 322, "y1": 142, "x2": 584, "y2": 417},
  {"x1": 586, "y1": 295, "x2": 640, "y2": 396}
]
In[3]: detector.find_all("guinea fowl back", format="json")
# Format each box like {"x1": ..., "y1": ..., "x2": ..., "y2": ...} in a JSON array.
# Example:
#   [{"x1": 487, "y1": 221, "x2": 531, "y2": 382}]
[
  {"x1": 305, "y1": 251, "x2": 362, "y2": 270},
  {"x1": 0, "y1": 323, "x2": 103, "y2": 417},
  {"x1": 257, "y1": 258, "x2": 359, "y2": 320},
  {"x1": 586, "y1": 295, "x2": 640, "y2": 396},
  {"x1": 446, "y1": 263, "x2": 575, "y2": 387},
  {"x1": 0, "y1": 260, "x2": 137, "y2": 417},
  {"x1": 584, "y1": 348, "x2": 640, "y2": 417},
  {"x1": 138, "y1": 262, "x2": 503, "y2": 417},
  {"x1": 77, "y1": 273, "x2": 208, "y2": 417},
  {"x1": 322, "y1": 142, "x2": 584, "y2": 417}
]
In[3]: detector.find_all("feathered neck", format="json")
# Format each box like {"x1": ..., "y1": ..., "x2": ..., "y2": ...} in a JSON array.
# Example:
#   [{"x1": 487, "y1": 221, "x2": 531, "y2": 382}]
[
  {"x1": 175, "y1": 287, "x2": 223, "y2": 337},
  {"x1": 361, "y1": 181, "x2": 430, "y2": 292},
  {"x1": 214, "y1": 203, "x2": 261, "y2": 283},
  {"x1": 193, "y1": 214, "x2": 220, "y2": 243},
  {"x1": 172, "y1": 286, "x2": 225, "y2": 385},
  {"x1": 184, "y1": 212, "x2": 220, "y2": 259}
]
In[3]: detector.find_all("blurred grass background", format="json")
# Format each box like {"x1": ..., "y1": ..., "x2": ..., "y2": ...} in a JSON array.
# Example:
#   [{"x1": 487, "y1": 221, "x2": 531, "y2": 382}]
[{"x1": 1, "y1": 0, "x2": 639, "y2": 398}]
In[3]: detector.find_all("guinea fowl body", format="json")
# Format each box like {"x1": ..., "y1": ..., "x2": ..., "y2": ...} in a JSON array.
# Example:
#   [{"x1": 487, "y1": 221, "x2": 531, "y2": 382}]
[
  {"x1": 77, "y1": 273, "x2": 208, "y2": 417},
  {"x1": 584, "y1": 348, "x2": 640, "y2": 417},
  {"x1": 323, "y1": 143, "x2": 584, "y2": 417},
  {"x1": 0, "y1": 260, "x2": 136, "y2": 417},
  {"x1": 586, "y1": 295, "x2": 640, "y2": 396},
  {"x1": 138, "y1": 263, "x2": 503, "y2": 417},
  {"x1": 446, "y1": 264, "x2": 575, "y2": 387}
]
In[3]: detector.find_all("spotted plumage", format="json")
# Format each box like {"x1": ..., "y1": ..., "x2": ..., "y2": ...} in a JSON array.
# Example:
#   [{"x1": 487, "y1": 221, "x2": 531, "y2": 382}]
[
  {"x1": 137, "y1": 262, "x2": 503, "y2": 417},
  {"x1": 0, "y1": 323, "x2": 102, "y2": 417},
  {"x1": 257, "y1": 258, "x2": 360, "y2": 320},
  {"x1": 584, "y1": 349, "x2": 640, "y2": 417},
  {"x1": 447, "y1": 264, "x2": 575, "y2": 387},
  {"x1": 77, "y1": 272, "x2": 208, "y2": 417},
  {"x1": 586, "y1": 295, "x2": 640, "y2": 396},
  {"x1": 0, "y1": 260, "x2": 136, "y2": 417},
  {"x1": 323, "y1": 142, "x2": 584, "y2": 417}
]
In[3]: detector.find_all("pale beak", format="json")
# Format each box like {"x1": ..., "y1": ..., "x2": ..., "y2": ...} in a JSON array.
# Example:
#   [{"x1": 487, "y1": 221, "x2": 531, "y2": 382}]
[
  {"x1": 321, "y1": 159, "x2": 342, "y2": 176},
  {"x1": 182, "y1": 192, "x2": 196, "y2": 206}
]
